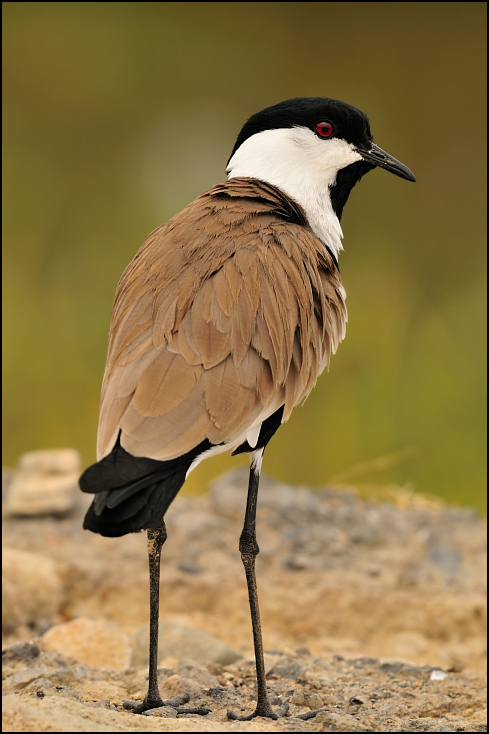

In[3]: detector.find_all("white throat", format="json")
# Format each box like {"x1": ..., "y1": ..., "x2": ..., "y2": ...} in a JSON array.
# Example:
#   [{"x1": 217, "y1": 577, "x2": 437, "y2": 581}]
[{"x1": 227, "y1": 127, "x2": 362, "y2": 259}]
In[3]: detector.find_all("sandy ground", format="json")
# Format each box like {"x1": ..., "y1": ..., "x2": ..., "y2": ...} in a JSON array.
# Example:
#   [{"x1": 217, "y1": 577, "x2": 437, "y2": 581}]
[{"x1": 2, "y1": 468, "x2": 487, "y2": 731}]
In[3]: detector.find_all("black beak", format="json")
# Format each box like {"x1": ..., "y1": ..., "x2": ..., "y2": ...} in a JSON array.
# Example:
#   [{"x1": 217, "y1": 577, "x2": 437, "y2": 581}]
[{"x1": 359, "y1": 142, "x2": 416, "y2": 182}]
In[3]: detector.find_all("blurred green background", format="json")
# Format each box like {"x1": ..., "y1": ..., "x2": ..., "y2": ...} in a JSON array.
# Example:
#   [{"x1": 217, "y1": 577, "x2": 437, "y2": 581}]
[{"x1": 3, "y1": 2, "x2": 486, "y2": 511}]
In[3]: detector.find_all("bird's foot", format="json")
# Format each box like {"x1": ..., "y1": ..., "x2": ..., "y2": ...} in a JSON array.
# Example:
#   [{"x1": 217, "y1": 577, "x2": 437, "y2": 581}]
[
  {"x1": 227, "y1": 700, "x2": 289, "y2": 721},
  {"x1": 123, "y1": 690, "x2": 211, "y2": 716},
  {"x1": 123, "y1": 697, "x2": 164, "y2": 715}
]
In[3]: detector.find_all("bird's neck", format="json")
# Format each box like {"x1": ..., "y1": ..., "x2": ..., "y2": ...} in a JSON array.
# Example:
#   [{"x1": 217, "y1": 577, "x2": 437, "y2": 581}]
[
  {"x1": 227, "y1": 131, "x2": 352, "y2": 260},
  {"x1": 228, "y1": 166, "x2": 345, "y2": 259}
]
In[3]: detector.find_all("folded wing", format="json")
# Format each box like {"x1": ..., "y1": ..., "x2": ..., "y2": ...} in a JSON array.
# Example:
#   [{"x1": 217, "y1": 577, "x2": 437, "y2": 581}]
[{"x1": 97, "y1": 178, "x2": 347, "y2": 462}]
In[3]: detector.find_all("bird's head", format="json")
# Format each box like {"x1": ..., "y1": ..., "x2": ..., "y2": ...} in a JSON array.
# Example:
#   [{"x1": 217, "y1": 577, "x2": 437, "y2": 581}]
[{"x1": 227, "y1": 97, "x2": 415, "y2": 227}]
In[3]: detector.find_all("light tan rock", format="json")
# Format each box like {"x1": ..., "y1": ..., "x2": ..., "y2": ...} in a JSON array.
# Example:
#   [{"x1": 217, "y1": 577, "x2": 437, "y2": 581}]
[
  {"x1": 289, "y1": 688, "x2": 324, "y2": 709},
  {"x1": 2, "y1": 547, "x2": 63, "y2": 629},
  {"x1": 5, "y1": 448, "x2": 81, "y2": 516},
  {"x1": 3, "y1": 693, "x2": 266, "y2": 732},
  {"x1": 161, "y1": 674, "x2": 203, "y2": 699},
  {"x1": 315, "y1": 712, "x2": 373, "y2": 731},
  {"x1": 43, "y1": 617, "x2": 132, "y2": 670},
  {"x1": 132, "y1": 619, "x2": 241, "y2": 667}
]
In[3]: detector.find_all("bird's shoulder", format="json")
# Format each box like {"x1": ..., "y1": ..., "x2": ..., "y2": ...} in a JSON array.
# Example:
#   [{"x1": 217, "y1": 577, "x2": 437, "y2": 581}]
[{"x1": 113, "y1": 177, "x2": 338, "y2": 313}]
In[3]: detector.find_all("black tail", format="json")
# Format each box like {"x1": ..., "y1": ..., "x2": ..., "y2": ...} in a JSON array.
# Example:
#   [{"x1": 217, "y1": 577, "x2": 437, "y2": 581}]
[{"x1": 80, "y1": 435, "x2": 212, "y2": 537}]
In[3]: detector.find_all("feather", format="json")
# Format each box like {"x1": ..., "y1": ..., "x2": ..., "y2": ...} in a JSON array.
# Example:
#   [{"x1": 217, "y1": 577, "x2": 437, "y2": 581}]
[{"x1": 96, "y1": 178, "x2": 347, "y2": 462}]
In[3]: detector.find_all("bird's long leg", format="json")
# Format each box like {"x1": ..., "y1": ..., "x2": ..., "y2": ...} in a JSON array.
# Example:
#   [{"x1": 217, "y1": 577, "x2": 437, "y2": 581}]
[
  {"x1": 144, "y1": 521, "x2": 167, "y2": 708},
  {"x1": 227, "y1": 450, "x2": 289, "y2": 721},
  {"x1": 124, "y1": 520, "x2": 167, "y2": 713}
]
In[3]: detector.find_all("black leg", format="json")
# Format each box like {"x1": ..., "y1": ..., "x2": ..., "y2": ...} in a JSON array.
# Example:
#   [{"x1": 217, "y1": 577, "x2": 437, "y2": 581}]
[
  {"x1": 124, "y1": 521, "x2": 167, "y2": 713},
  {"x1": 144, "y1": 521, "x2": 168, "y2": 708},
  {"x1": 227, "y1": 450, "x2": 289, "y2": 721}
]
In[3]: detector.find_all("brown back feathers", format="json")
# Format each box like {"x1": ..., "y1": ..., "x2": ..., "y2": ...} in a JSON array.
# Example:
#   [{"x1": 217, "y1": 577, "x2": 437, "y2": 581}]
[{"x1": 97, "y1": 178, "x2": 347, "y2": 461}]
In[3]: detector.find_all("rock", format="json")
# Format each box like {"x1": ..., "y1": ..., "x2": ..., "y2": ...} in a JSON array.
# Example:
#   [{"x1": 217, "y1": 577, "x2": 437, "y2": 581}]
[
  {"x1": 315, "y1": 711, "x2": 375, "y2": 731},
  {"x1": 2, "y1": 547, "x2": 64, "y2": 630},
  {"x1": 270, "y1": 660, "x2": 303, "y2": 680},
  {"x1": 289, "y1": 689, "x2": 324, "y2": 709},
  {"x1": 2, "y1": 663, "x2": 88, "y2": 695},
  {"x1": 2, "y1": 643, "x2": 77, "y2": 682},
  {"x1": 9, "y1": 666, "x2": 62, "y2": 691},
  {"x1": 430, "y1": 668, "x2": 449, "y2": 681},
  {"x1": 142, "y1": 706, "x2": 178, "y2": 717},
  {"x1": 131, "y1": 619, "x2": 241, "y2": 667},
  {"x1": 2, "y1": 694, "x2": 175, "y2": 733},
  {"x1": 43, "y1": 617, "x2": 132, "y2": 670},
  {"x1": 160, "y1": 674, "x2": 203, "y2": 699},
  {"x1": 176, "y1": 661, "x2": 221, "y2": 688},
  {"x1": 2, "y1": 640, "x2": 41, "y2": 664},
  {"x1": 427, "y1": 542, "x2": 464, "y2": 576},
  {"x1": 5, "y1": 448, "x2": 81, "y2": 516}
]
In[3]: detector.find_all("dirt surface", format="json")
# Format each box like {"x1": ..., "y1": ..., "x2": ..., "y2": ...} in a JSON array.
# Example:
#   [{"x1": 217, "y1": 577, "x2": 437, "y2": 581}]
[{"x1": 2, "y1": 468, "x2": 487, "y2": 731}]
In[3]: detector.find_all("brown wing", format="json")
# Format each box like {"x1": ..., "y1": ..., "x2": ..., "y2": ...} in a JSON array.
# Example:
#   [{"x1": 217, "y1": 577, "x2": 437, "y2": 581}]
[{"x1": 97, "y1": 179, "x2": 347, "y2": 461}]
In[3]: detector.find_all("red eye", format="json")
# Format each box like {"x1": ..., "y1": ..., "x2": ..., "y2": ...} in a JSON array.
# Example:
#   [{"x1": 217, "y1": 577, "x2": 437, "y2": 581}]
[{"x1": 315, "y1": 121, "x2": 334, "y2": 138}]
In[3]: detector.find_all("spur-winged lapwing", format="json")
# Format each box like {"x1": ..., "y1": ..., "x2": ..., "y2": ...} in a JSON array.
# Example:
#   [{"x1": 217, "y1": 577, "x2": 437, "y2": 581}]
[{"x1": 80, "y1": 97, "x2": 415, "y2": 719}]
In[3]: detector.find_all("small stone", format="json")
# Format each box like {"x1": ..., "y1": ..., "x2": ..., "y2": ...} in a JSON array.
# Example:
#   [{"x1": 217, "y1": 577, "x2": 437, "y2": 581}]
[
  {"x1": 430, "y1": 668, "x2": 449, "y2": 681},
  {"x1": 2, "y1": 640, "x2": 41, "y2": 663},
  {"x1": 268, "y1": 693, "x2": 283, "y2": 705},
  {"x1": 5, "y1": 449, "x2": 81, "y2": 516},
  {"x1": 142, "y1": 706, "x2": 178, "y2": 717},
  {"x1": 10, "y1": 667, "x2": 59, "y2": 691},
  {"x1": 352, "y1": 656, "x2": 379, "y2": 667},
  {"x1": 176, "y1": 661, "x2": 220, "y2": 688},
  {"x1": 28, "y1": 678, "x2": 56, "y2": 693},
  {"x1": 378, "y1": 661, "x2": 406, "y2": 674},
  {"x1": 315, "y1": 712, "x2": 370, "y2": 731},
  {"x1": 271, "y1": 661, "x2": 303, "y2": 680},
  {"x1": 83, "y1": 700, "x2": 110, "y2": 709},
  {"x1": 290, "y1": 689, "x2": 324, "y2": 709},
  {"x1": 161, "y1": 674, "x2": 202, "y2": 699},
  {"x1": 295, "y1": 647, "x2": 311, "y2": 657},
  {"x1": 42, "y1": 684, "x2": 81, "y2": 700},
  {"x1": 43, "y1": 617, "x2": 132, "y2": 670},
  {"x1": 427, "y1": 543, "x2": 463, "y2": 576}
]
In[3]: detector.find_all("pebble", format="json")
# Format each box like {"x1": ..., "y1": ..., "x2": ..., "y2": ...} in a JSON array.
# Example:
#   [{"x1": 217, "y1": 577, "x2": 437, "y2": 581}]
[
  {"x1": 430, "y1": 668, "x2": 449, "y2": 681},
  {"x1": 160, "y1": 674, "x2": 203, "y2": 699},
  {"x1": 315, "y1": 711, "x2": 371, "y2": 731},
  {"x1": 271, "y1": 661, "x2": 303, "y2": 680},
  {"x1": 289, "y1": 689, "x2": 324, "y2": 709},
  {"x1": 142, "y1": 706, "x2": 178, "y2": 717},
  {"x1": 176, "y1": 661, "x2": 221, "y2": 688}
]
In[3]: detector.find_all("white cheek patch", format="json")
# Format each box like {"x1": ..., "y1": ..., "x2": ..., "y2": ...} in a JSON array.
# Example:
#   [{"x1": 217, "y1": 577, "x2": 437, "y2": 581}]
[{"x1": 228, "y1": 128, "x2": 362, "y2": 182}]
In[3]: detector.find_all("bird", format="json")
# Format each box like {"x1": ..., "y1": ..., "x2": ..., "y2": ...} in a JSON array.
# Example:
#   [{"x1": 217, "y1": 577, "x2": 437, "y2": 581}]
[{"x1": 79, "y1": 96, "x2": 415, "y2": 719}]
